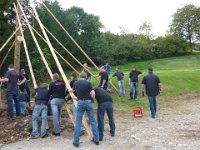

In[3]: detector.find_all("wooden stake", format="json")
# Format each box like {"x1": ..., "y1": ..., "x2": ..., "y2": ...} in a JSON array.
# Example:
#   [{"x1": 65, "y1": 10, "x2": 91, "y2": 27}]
[
  {"x1": 0, "y1": 29, "x2": 18, "y2": 53},
  {"x1": 32, "y1": 6, "x2": 93, "y2": 139},
  {"x1": 17, "y1": 1, "x2": 53, "y2": 80},
  {"x1": 0, "y1": 41, "x2": 15, "y2": 69},
  {"x1": 14, "y1": 3, "x2": 37, "y2": 89}
]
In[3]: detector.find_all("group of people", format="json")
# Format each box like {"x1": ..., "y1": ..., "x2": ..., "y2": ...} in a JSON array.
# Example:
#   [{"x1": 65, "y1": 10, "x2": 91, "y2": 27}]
[{"x1": 0, "y1": 62, "x2": 161, "y2": 147}]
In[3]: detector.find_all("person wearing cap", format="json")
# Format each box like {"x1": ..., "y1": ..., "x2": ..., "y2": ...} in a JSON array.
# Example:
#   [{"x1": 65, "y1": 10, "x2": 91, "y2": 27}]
[
  {"x1": 0, "y1": 64, "x2": 21, "y2": 120},
  {"x1": 129, "y1": 66, "x2": 142, "y2": 100},
  {"x1": 72, "y1": 72, "x2": 99, "y2": 147},
  {"x1": 141, "y1": 67, "x2": 161, "y2": 119}
]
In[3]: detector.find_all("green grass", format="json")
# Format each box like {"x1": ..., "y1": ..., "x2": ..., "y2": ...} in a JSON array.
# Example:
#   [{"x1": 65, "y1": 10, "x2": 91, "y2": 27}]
[{"x1": 91, "y1": 54, "x2": 200, "y2": 112}]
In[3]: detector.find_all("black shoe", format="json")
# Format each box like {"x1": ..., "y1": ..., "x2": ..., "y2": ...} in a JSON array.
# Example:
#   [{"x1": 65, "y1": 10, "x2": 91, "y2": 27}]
[
  {"x1": 52, "y1": 132, "x2": 60, "y2": 136},
  {"x1": 80, "y1": 130, "x2": 85, "y2": 136},
  {"x1": 41, "y1": 134, "x2": 48, "y2": 138},
  {"x1": 91, "y1": 139, "x2": 99, "y2": 145},
  {"x1": 73, "y1": 142, "x2": 79, "y2": 148},
  {"x1": 99, "y1": 138, "x2": 103, "y2": 141}
]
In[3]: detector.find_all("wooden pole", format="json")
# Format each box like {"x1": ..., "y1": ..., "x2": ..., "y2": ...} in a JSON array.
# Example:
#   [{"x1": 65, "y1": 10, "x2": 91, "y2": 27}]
[
  {"x1": 14, "y1": 3, "x2": 37, "y2": 89},
  {"x1": 32, "y1": 6, "x2": 93, "y2": 139},
  {"x1": 36, "y1": 2, "x2": 119, "y2": 94},
  {"x1": 40, "y1": 1, "x2": 99, "y2": 70},
  {"x1": 30, "y1": 25, "x2": 80, "y2": 75},
  {"x1": 0, "y1": 29, "x2": 18, "y2": 53},
  {"x1": 0, "y1": 41, "x2": 15, "y2": 69},
  {"x1": 14, "y1": 0, "x2": 23, "y2": 71},
  {"x1": 17, "y1": 1, "x2": 53, "y2": 80}
]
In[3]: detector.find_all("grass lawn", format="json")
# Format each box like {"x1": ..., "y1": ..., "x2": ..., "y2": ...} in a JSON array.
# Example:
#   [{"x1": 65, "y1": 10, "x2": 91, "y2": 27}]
[{"x1": 90, "y1": 54, "x2": 200, "y2": 113}]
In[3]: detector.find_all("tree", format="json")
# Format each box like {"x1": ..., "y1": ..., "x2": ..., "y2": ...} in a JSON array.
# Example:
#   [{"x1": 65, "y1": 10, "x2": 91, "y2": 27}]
[
  {"x1": 138, "y1": 21, "x2": 153, "y2": 39},
  {"x1": 170, "y1": 4, "x2": 200, "y2": 49}
]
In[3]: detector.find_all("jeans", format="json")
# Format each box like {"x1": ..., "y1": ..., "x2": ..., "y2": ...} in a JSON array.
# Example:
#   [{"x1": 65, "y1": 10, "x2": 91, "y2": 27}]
[
  {"x1": 6, "y1": 90, "x2": 21, "y2": 118},
  {"x1": 20, "y1": 101, "x2": 27, "y2": 114},
  {"x1": 97, "y1": 102, "x2": 115, "y2": 140},
  {"x1": 130, "y1": 82, "x2": 139, "y2": 99},
  {"x1": 148, "y1": 96, "x2": 157, "y2": 117},
  {"x1": 72, "y1": 103, "x2": 85, "y2": 132},
  {"x1": 118, "y1": 80, "x2": 125, "y2": 96},
  {"x1": 32, "y1": 104, "x2": 48, "y2": 137},
  {"x1": 73, "y1": 100, "x2": 99, "y2": 144},
  {"x1": 50, "y1": 98, "x2": 65, "y2": 134}
]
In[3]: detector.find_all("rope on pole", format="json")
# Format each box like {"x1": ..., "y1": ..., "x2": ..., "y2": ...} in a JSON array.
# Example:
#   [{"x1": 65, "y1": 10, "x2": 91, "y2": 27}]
[
  {"x1": 0, "y1": 41, "x2": 15, "y2": 69},
  {"x1": 14, "y1": 3, "x2": 37, "y2": 89},
  {"x1": 32, "y1": 6, "x2": 93, "y2": 139}
]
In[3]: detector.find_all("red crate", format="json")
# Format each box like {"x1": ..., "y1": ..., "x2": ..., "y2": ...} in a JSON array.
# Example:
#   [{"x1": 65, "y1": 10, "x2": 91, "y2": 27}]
[{"x1": 133, "y1": 107, "x2": 143, "y2": 118}]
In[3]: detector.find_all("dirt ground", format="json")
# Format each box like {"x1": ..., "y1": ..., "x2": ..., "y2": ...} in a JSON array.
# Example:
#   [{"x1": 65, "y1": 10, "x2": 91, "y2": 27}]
[{"x1": 1, "y1": 93, "x2": 200, "y2": 150}]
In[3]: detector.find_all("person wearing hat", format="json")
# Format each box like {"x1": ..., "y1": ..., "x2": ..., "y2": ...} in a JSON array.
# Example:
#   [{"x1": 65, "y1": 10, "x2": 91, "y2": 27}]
[{"x1": 141, "y1": 67, "x2": 161, "y2": 119}]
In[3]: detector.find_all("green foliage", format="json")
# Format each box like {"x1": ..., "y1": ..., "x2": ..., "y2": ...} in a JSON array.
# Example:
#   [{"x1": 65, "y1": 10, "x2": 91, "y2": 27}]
[{"x1": 170, "y1": 4, "x2": 200, "y2": 49}]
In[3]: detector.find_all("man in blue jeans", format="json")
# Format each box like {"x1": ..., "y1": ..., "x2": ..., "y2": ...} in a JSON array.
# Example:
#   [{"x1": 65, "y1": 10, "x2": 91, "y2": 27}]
[
  {"x1": 0, "y1": 64, "x2": 21, "y2": 120},
  {"x1": 142, "y1": 67, "x2": 161, "y2": 119},
  {"x1": 94, "y1": 87, "x2": 115, "y2": 141},
  {"x1": 49, "y1": 73, "x2": 66, "y2": 136},
  {"x1": 72, "y1": 72, "x2": 99, "y2": 147},
  {"x1": 112, "y1": 67, "x2": 125, "y2": 96},
  {"x1": 31, "y1": 83, "x2": 50, "y2": 138},
  {"x1": 129, "y1": 66, "x2": 142, "y2": 100}
]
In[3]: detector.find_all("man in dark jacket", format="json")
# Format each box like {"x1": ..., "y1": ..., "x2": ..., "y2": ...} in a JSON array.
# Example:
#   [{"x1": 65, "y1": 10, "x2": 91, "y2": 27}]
[
  {"x1": 94, "y1": 87, "x2": 115, "y2": 141},
  {"x1": 142, "y1": 67, "x2": 161, "y2": 118},
  {"x1": 98, "y1": 67, "x2": 109, "y2": 90},
  {"x1": 49, "y1": 73, "x2": 66, "y2": 136},
  {"x1": 129, "y1": 66, "x2": 142, "y2": 100}
]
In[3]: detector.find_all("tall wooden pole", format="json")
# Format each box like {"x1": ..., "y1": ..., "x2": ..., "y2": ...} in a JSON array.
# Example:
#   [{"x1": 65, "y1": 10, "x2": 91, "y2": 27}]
[
  {"x1": 32, "y1": 6, "x2": 93, "y2": 139},
  {"x1": 14, "y1": 0, "x2": 23, "y2": 71}
]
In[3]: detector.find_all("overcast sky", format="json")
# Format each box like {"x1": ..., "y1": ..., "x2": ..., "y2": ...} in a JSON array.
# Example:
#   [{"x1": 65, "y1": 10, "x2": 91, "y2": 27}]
[{"x1": 50, "y1": 0, "x2": 200, "y2": 36}]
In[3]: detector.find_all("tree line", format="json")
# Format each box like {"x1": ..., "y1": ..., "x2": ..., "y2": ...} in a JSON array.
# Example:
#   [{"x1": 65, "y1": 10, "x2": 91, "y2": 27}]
[{"x1": 0, "y1": 0, "x2": 199, "y2": 78}]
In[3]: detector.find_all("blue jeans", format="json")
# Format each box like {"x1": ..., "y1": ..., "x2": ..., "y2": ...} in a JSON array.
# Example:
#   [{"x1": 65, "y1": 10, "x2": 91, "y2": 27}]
[
  {"x1": 6, "y1": 90, "x2": 21, "y2": 118},
  {"x1": 130, "y1": 82, "x2": 139, "y2": 99},
  {"x1": 118, "y1": 80, "x2": 125, "y2": 96},
  {"x1": 20, "y1": 101, "x2": 27, "y2": 114},
  {"x1": 97, "y1": 102, "x2": 115, "y2": 140},
  {"x1": 73, "y1": 100, "x2": 99, "y2": 144},
  {"x1": 72, "y1": 103, "x2": 85, "y2": 132},
  {"x1": 148, "y1": 96, "x2": 157, "y2": 117},
  {"x1": 50, "y1": 98, "x2": 65, "y2": 134},
  {"x1": 32, "y1": 104, "x2": 48, "y2": 137}
]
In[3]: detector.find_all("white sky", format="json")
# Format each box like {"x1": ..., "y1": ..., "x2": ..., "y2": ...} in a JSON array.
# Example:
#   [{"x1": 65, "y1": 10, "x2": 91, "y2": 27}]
[{"x1": 52, "y1": 0, "x2": 200, "y2": 36}]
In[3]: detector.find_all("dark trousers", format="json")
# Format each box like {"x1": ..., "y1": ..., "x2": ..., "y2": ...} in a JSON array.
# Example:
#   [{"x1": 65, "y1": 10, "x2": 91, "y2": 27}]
[
  {"x1": 97, "y1": 101, "x2": 115, "y2": 140},
  {"x1": 6, "y1": 90, "x2": 21, "y2": 118},
  {"x1": 98, "y1": 82, "x2": 108, "y2": 91}
]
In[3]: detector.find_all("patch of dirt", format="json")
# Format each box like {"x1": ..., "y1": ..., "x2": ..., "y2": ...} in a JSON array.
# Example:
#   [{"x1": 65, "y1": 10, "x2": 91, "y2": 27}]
[{"x1": 1, "y1": 93, "x2": 200, "y2": 150}]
